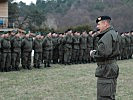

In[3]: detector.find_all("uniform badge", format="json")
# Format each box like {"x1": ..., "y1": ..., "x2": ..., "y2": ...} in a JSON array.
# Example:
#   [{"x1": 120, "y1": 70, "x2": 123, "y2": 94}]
[{"x1": 98, "y1": 17, "x2": 101, "y2": 21}]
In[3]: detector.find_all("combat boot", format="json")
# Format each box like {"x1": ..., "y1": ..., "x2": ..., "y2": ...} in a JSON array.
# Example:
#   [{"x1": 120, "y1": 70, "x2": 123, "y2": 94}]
[
  {"x1": 37, "y1": 64, "x2": 41, "y2": 69},
  {"x1": 44, "y1": 63, "x2": 47, "y2": 68},
  {"x1": 0, "y1": 67, "x2": 4, "y2": 72},
  {"x1": 15, "y1": 66, "x2": 20, "y2": 71},
  {"x1": 12, "y1": 66, "x2": 16, "y2": 71},
  {"x1": 47, "y1": 62, "x2": 51, "y2": 67},
  {"x1": 5, "y1": 67, "x2": 9, "y2": 72},
  {"x1": 27, "y1": 66, "x2": 32, "y2": 70}
]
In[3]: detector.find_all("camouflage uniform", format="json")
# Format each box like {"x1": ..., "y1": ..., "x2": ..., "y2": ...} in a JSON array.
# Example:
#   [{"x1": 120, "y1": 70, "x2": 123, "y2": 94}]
[
  {"x1": 21, "y1": 36, "x2": 33, "y2": 70},
  {"x1": 121, "y1": 35, "x2": 126, "y2": 60},
  {"x1": 87, "y1": 34, "x2": 93, "y2": 63},
  {"x1": 11, "y1": 35, "x2": 21, "y2": 71},
  {"x1": 117, "y1": 33, "x2": 122, "y2": 60},
  {"x1": 52, "y1": 36, "x2": 59, "y2": 64},
  {"x1": 79, "y1": 34, "x2": 88, "y2": 63},
  {"x1": 0, "y1": 36, "x2": 3, "y2": 71},
  {"x1": 33, "y1": 37, "x2": 43, "y2": 68},
  {"x1": 42, "y1": 36, "x2": 53, "y2": 67},
  {"x1": 72, "y1": 34, "x2": 80, "y2": 64},
  {"x1": 63, "y1": 34, "x2": 73, "y2": 65},
  {"x1": 124, "y1": 35, "x2": 130, "y2": 59},
  {"x1": 58, "y1": 36, "x2": 64, "y2": 64},
  {"x1": 131, "y1": 34, "x2": 133, "y2": 58},
  {"x1": 1, "y1": 37, "x2": 11, "y2": 72}
]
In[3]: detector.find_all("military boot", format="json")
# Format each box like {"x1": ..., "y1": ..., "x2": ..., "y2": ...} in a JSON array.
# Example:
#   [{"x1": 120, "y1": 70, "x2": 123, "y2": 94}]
[
  {"x1": 27, "y1": 66, "x2": 32, "y2": 70},
  {"x1": 44, "y1": 63, "x2": 47, "y2": 68},
  {"x1": 12, "y1": 66, "x2": 16, "y2": 71},
  {"x1": 47, "y1": 62, "x2": 51, "y2": 67},
  {"x1": 0, "y1": 67, "x2": 4, "y2": 72},
  {"x1": 16, "y1": 67, "x2": 20, "y2": 71}
]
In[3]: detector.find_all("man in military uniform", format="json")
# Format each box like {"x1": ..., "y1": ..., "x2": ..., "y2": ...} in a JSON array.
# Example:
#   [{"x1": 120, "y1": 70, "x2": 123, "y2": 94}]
[
  {"x1": 72, "y1": 31, "x2": 80, "y2": 64},
  {"x1": 42, "y1": 32, "x2": 53, "y2": 67},
  {"x1": 1, "y1": 32, "x2": 11, "y2": 72},
  {"x1": 52, "y1": 33, "x2": 59, "y2": 64},
  {"x1": 79, "y1": 31, "x2": 88, "y2": 64},
  {"x1": 131, "y1": 31, "x2": 133, "y2": 58},
  {"x1": 33, "y1": 34, "x2": 43, "y2": 68},
  {"x1": 124, "y1": 32, "x2": 131, "y2": 59},
  {"x1": 63, "y1": 29, "x2": 73, "y2": 65},
  {"x1": 90, "y1": 16, "x2": 119, "y2": 100},
  {"x1": 87, "y1": 31, "x2": 94, "y2": 63},
  {"x1": 21, "y1": 33, "x2": 33, "y2": 70},
  {"x1": 58, "y1": 33, "x2": 64, "y2": 64},
  {"x1": 0, "y1": 32, "x2": 4, "y2": 71},
  {"x1": 11, "y1": 33, "x2": 21, "y2": 71},
  {"x1": 121, "y1": 33, "x2": 126, "y2": 60}
]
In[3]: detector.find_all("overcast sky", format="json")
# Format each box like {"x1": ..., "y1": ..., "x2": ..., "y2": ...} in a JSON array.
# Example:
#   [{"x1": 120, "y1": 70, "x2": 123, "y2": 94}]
[{"x1": 14, "y1": 0, "x2": 37, "y2": 5}]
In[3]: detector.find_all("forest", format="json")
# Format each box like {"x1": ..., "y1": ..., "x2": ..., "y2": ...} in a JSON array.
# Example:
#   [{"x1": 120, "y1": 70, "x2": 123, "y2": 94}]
[{"x1": 9, "y1": 0, "x2": 133, "y2": 33}]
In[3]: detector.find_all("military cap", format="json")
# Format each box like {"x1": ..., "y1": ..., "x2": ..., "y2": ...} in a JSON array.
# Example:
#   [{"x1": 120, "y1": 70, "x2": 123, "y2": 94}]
[
  {"x1": 12, "y1": 30, "x2": 18, "y2": 34},
  {"x1": 96, "y1": 16, "x2": 111, "y2": 23},
  {"x1": 36, "y1": 32, "x2": 41, "y2": 35},
  {"x1": 0, "y1": 32, "x2": 3, "y2": 35}
]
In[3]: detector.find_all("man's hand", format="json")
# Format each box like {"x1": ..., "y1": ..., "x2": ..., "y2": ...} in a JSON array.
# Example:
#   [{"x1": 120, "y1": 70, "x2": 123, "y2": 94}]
[{"x1": 90, "y1": 50, "x2": 96, "y2": 58}]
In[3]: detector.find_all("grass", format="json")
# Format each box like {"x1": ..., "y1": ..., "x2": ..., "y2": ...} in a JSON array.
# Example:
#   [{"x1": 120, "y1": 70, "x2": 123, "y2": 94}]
[{"x1": 0, "y1": 59, "x2": 133, "y2": 100}]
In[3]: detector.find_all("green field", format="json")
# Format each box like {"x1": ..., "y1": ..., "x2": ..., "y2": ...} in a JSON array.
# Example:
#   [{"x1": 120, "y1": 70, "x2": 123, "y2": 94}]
[{"x1": 0, "y1": 59, "x2": 133, "y2": 100}]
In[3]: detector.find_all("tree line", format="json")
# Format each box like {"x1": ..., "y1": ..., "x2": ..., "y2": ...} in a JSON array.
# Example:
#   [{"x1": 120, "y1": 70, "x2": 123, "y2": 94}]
[{"x1": 8, "y1": 0, "x2": 133, "y2": 33}]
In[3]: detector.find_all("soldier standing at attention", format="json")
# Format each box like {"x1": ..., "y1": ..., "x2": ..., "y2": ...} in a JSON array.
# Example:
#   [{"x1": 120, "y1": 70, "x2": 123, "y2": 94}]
[
  {"x1": 0, "y1": 33, "x2": 4, "y2": 72},
  {"x1": 131, "y1": 31, "x2": 133, "y2": 58},
  {"x1": 42, "y1": 32, "x2": 53, "y2": 67},
  {"x1": 87, "y1": 31, "x2": 94, "y2": 63},
  {"x1": 79, "y1": 31, "x2": 88, "y2": 64},
  {"x1": 11, "y1": 33, "x2": 21, "y2": 71},
  {"x1": 21, "y1": 33, "x2": 33, "y2": 70},
  {"x1": 58, "y1": 33, "x2": 64, "y2": 64},
  {"x1": 1, "y1": 32, "x2": 11, "y2": 72},
  {"x1": 33, "y1": 34, "x2": 43, "y2": 68},
  {"x1": 63, "y1": 29, "x2": 73, "y2": 65},
  {"x1": 72, "y1": 31, "x2": 80, "y2": 64},
  {"x1": 90, "y1": 16, "x2": 119, "y2": 100},
  {"x1": 52, "y1": 33, "x2": 59, "y2": 64}
]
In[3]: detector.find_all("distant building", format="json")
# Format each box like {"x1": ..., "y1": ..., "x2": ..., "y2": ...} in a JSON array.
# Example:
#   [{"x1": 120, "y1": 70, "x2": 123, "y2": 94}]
[{"x1": 0, "y1": 0, "x2": 8, "y2": 28}]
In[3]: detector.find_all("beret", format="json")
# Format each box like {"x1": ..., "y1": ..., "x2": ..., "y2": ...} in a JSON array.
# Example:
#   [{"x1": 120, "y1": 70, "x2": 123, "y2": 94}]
[{"x1": 96, "y1": 16, "x2": 111, "y2": 23}]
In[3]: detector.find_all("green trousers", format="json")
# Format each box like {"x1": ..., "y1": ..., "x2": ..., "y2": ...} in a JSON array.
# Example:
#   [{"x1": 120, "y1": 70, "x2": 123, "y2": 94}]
[{"x1": 97, "y1": 78, "x2": 117, "y2": 100}]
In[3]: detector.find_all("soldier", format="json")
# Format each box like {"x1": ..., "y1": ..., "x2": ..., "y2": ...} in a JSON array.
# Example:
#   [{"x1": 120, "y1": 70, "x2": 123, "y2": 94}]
[
  {"x1": 11, "y1": 33, "x2": 21, "y2": 71},
  {"x1": 121, "y1": 33, "x2": 126, "y2": 60},
  {"x1": 52, "y1": 33, "x2": 59, "y2": 64},
  {"x1": 72, "y1": 31, "x2": 80, "y2": 64},
  {"x1": 63, "y1": 29, "x2": 73, "y2": 65},
  {"x1": 21, "y1": 33, "x2": 33, "y2": 70},
  {"x1": 58, "y1": 33, "x2": 64, "y2": 64},
  {"x1": 79, "y1": 31, "x2": 88, "y2": 64},
  {"x1": 1, "y1": 32, "x2": 11, "y2": 72},
  {"x1": 89, "y1": 31, "x2": 99, "y2": 62},
  {"x1": 9, "y1": 30, "x2": 16, "y2": 40},
  {"x1": 87, "y1": 31, "x2": 94, "y2": 63},
  {"x1": 124, "y1": 32, "x2": 131, "y2": 59},
  {"x1": 127, "y1": 32, "x2": 132, "y2": 59},
  {"x1": 131, "y1": 31, "x2": 133, "y2": 58},
  {"x1": 42, "y1": 32, "x2": 53, "y2": 67},
  {"x1": 33, "y1": 34, "x2": 43, "y2": 68},
  {"x1": 0, "y1": 32, "x2": 4, "y2": 71},
  {"x1": 41, "y1": 35, "x2": 45, "y2": 63},
  {"x1": 117, "y1": 32, "x2": 122, "y2": 60},
  {"x1": 90, "y1": 16, "x2": 119, "y2": 100}
]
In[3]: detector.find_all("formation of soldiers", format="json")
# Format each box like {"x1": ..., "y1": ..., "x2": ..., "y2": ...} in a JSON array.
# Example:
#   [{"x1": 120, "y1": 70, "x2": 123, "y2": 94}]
[{"x1": 0, "y1": 29, "x2": 133, "y2": 72}]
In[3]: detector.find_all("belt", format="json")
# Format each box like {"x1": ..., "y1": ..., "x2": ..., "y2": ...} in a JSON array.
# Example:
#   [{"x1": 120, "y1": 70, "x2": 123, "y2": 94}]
[{"x1": 97, "y1": 59, "x2": 116, "y2": 65}]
